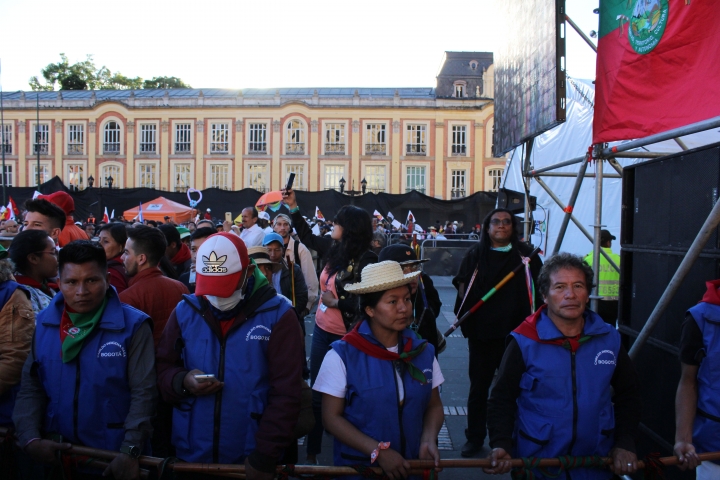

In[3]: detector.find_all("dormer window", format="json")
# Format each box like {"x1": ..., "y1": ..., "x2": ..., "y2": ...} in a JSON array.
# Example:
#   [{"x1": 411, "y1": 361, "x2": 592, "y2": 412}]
[
  {"x1": 470, "y1": 60, "x2": 478, "y2": 70},
  {"x1": 454, "y1": 81, "x2": 467, "y2": 98}
]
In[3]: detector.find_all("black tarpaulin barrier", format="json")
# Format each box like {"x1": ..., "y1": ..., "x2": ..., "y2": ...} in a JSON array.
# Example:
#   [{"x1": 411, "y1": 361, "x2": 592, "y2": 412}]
[{"x1": 4, "y1": 178, "x2": 497, "y2": 228}]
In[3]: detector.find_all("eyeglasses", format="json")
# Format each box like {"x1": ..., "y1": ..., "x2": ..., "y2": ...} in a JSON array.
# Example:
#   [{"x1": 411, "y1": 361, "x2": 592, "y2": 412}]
[{"x1": 489, "y1": 218, "x2": 513, "y2": 226}]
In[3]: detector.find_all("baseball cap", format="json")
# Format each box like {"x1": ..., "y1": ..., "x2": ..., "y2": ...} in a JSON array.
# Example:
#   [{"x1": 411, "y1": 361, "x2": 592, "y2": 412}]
[
  {"x1": 262, "y1": 232, "x2": 284, "y2": 247},
  {"x1": 176, "y1": 226, "x2": 191, "y2": 240},
  {"x1": 258, "y1": 211, "x2": 271, "y2": 221},
  {"x1": 379, "y1": 243, "x2": 428, "y2": 265},
  {"x1": 601, "y1": 229, "x2": 616, "y2": 242},
  {"x1": 195, "y1": 233, "x2": 250, "y2": 298}
]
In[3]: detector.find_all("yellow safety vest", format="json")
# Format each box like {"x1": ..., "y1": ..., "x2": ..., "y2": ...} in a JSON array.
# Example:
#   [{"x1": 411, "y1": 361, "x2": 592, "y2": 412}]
[{"x1": 584, "y1": 247, "x2": 621, "y2": 300}]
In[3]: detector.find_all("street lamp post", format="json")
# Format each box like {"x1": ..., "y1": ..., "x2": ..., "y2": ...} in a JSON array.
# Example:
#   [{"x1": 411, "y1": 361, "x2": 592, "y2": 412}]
[
  {"x1": 106, "y1": 176, "x2": 114, "y2": 189},
  {"x1": 361, "y1": 177, "x2": 367, "y2": 195},
  {"x1": 88, "y1": 175, "x2": 95, "y2": 188},
  {"x1": 339, "y1": 177, "x2": 346, "y2": 194},
  {"x1": 36, "y1": 93, "x2": 40, "y2": 189}
]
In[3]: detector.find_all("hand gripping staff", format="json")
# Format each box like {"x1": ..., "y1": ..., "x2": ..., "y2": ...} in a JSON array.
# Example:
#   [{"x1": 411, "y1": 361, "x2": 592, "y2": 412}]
[{"x1": 444, "y1": 247, "x2": 541, "y2": 338}]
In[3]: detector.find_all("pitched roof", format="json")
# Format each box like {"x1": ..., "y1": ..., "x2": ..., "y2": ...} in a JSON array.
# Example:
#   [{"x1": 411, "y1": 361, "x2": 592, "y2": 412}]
[{"x1": 437, "y1": 52, "x2": 493, "y2": 78}]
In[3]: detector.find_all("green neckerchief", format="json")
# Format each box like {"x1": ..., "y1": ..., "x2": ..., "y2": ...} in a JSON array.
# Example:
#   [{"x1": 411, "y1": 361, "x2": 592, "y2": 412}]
[
  {"x1": 491, "y1": 244, "x2": 513, "y2": 252},
  {"x1": 62, "y1": 297, "x2": 108, "y2": 363},
  {"x1": 249, "y1": 258, "x2": 269, "y2": 294}
]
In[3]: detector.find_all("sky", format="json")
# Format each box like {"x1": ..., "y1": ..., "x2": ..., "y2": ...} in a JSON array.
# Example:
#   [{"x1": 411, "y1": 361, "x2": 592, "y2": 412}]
[{"x1": 0, "y1": 0, "x2": 600, "y2": 91}]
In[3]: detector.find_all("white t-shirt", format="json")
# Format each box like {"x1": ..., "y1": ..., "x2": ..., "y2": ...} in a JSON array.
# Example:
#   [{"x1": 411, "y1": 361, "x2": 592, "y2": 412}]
[
  {"x1": 239, "y1": 224, "x2": 265, "y2": 247},
  {"x1": 313, "y1": 345, "x2": 444, "y2": 404}
]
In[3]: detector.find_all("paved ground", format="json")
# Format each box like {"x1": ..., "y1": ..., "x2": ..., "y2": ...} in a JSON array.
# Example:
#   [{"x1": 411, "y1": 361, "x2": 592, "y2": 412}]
[{"x1": 298, "y1": 276, "x2": 510, "y2": 480}]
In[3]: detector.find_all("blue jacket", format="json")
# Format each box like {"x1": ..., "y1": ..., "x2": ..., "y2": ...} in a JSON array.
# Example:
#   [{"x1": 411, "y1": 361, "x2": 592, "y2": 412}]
[
  {"x1": 687, "y1": 302, "x2": 720, "y2": 455},
  {"x1": 172, "y1": 293, "x2": 293, "y2": 464},
  {"x1": 511, "y1": 308, "x2": 620, "y2": 480},
  {"x1": 0, "y1": 281, "x2": 30, "y2": 426},
  {"x1": 33, "y1": 289, "x2": 149, "y2": 450},
  {"x1": 331, "y1": 321, "x2": 435, "y2": 472}
]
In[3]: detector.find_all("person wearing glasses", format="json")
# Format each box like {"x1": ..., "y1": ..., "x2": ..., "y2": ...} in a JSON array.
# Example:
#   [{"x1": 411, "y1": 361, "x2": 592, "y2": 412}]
[
  {"x1": 452, "y1": 208, "x2": 542, "y2": 458},
  {"x1": 9, "y1": 229, "x2": 60, "y2": 314}
]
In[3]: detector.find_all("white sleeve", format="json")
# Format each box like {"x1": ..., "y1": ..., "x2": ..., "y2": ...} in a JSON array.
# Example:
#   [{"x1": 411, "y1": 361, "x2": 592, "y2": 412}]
[
  {"x1": 312, "y1": 349, "x2": 347, "y2": 398},
  {"x1": 298, "y1": 243, "x2": 319, "y2": 308},
  {"x1": 431, "y1": 357, "x2": 444, "y2": 389}
]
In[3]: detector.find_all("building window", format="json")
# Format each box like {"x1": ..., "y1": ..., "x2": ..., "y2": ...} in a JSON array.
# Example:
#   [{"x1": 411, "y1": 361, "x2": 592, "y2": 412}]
[
  {"x1": 406, "y1": 124, "x2": 426, "y2": 155},
  {"x1": 140, "y1": 124, "x2": 157, "y2": 153},
  {"x1": 324, "y1": 165, "x2": 345, "y2": 191},
  {"x1": 66, "y1": 164, "x2": 84, "y2": 190},
  {"x1": 248, "y1": 123, "x2": 267, "y2": 153},
  {"x1": 173, "y1": 163, "x2": 191, "y2": 192},
  {"x1": 406, "y1": 166, "x2": 426, "y2": 193},
  {"x1": 365, "y1": 124, "x2": 386, "y2": 155},
  {"x1": 175, "y1": 123, "x2": 192, "y2": 153},
  {"x1": 454, "y1": 82, "x2": 466, "y2": 98},
  {"x1": 210, "y1": 123, "x2": 229, "y2": 153},
  {"x1": 451, "y1": 170, "x2": 466, "y2": 198},
  {"x1": 138, "y1": 163, "x2": 156, "y2": 189},
  {"x1": 34, "y1": 124, "x2": 49, "y2": 155},
  {"x1": 324, "y1": 123, "x2": 345, "y2": 155},
  {"x1": 286, "y1": 120, "x2": 305, "y2": 155},
  {"x1": 210, "y1": 164, "x2": 230, "y2": 190},
  {"x1": 452, "y1": 125, "x2": 467, "y2": 156},
  {"x1": 1, "y1": 124, "x2": 12, "y2": 155},
  {"x1": 365, "y1": 165, "x2": 386, "y2": 193},
  {"x1": 248, "y1": 164, "x2": 268, "y2": 192},
  {"x1": 102, "y1": 164, "x2": 121, "y2": 188},
  {"x1": 68, "y1": 124, "x2": 84, "y2": 155},
  {"x1": 285, "y1": 164, "x2": 305, "y2": 190},
  {"x1": 0, "y1": 165, "x2": 13, "y2": 187},
  {"x1": 104, "y1": 121, "x2": 121, "y2": 154},
  {"x1": 487, "y1": 168, "x2": 504, "y2": 192},
  {"x1": 32, "y1": 163, "x2": 50, "y2": 186}
]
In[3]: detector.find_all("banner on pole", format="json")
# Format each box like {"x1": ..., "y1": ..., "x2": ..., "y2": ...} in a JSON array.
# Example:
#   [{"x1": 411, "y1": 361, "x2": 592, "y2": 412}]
[{"x1": 594, "y1": 0, "x2": 720, "y2": 144}]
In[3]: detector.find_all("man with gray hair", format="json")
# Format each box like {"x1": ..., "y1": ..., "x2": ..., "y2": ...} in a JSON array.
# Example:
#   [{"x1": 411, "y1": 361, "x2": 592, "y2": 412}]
[{"x1": 273, "y1": 213, "x2": 318, "y2": 313}]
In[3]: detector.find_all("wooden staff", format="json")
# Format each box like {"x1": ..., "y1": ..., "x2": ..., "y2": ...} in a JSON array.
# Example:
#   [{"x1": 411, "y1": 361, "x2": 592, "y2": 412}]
[{"x1": 444, "y1": 246, "x2": 541, "y2": 337}]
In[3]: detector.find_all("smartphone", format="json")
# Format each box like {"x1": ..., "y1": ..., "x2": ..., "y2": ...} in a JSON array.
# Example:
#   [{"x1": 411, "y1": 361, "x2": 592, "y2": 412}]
[
  {"x1": 225, "y1": 212, "x2": 232, "y2": 223},
  {"x1": 285, "y1": 173, "x2": 296, "y2": 192},
  {"x1": 194, "y1": 374, "x2": 217, "y2": 383}
]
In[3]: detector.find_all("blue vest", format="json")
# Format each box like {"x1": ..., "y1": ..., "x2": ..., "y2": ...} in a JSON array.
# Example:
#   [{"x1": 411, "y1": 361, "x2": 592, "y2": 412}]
[
  {"x1": 331, "y1": 321, "x2": 435, "y2": 474},
  {"x1": 0, "y1": 281, "x2": 29, "y2": 426},
  {"x1": 172, "y1": 293, "x2": 293, "y2": 464},
  {"x1": 33, "y1": 289, "x2": 149, "y2": 450},
  {"x1": 687, "y1": 302, "x2": 720, "y2": 455},
  {"x1": 511, "y1": 310, "x2": 620, "y2": 480}
]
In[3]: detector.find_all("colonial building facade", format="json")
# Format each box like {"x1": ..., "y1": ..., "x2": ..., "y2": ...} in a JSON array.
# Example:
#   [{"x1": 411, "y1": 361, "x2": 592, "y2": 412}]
[{"x1": 0, "y1": 52, "x2": 505, "y2": 199}]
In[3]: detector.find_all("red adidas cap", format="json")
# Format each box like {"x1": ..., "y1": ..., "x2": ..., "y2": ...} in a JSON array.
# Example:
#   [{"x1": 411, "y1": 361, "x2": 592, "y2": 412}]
[{"x1": 195, "y1": 232, "x2": 249, "y2": 298}]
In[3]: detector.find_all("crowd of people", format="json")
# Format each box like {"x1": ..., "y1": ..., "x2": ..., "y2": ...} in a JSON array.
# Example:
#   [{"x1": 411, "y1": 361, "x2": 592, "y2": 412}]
[{"x1": 0, "y1": 189, "x2": 716, "y2": 480}]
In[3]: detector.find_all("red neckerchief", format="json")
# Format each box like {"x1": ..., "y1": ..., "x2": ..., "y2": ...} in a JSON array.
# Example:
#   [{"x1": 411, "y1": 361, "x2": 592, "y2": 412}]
[
  {"x1": 59, "y1": 303, "x2": 78, "y2": 356},
  {"x1": 513, "y1": 305, "x2": 590, "y2": 353},
  {"x1": 700, "y1": 279, "x2": 720, "y2": 306},
  {"x1": 171, "y1": 243, "x2": 191, "y2": 266},
  {"x1": 15, "y1": 273, "x2": 58, "y2": 297},
  {"x1": 342, "y1": 322, "x2": 428, "y2": 384}
]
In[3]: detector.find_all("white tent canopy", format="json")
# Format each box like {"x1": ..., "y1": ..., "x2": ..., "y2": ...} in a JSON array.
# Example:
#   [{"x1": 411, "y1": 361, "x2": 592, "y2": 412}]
[{"x1": 501, "y1": 76, "x2": 720, "y2": 259}]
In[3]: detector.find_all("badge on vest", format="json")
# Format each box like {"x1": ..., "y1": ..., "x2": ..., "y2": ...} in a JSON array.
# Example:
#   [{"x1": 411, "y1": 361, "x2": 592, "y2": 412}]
[
  {"x1": 594, "y1": 350, "x2": 616, "y2": 366},
  {"x1": 245, "y1": 325, "x2": 271, "y2": 342},
  {"x1": 97, "y1": 341, "x2": 127, "y2": 358}
]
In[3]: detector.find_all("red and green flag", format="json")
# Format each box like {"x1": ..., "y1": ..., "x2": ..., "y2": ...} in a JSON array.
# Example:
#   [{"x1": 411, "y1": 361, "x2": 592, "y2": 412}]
[{"x1": 594, "y1": 0, "x2": 720, "y2": 144}]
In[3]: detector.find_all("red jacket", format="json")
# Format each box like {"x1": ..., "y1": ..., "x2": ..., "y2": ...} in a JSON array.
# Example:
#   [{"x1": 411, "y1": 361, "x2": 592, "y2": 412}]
[
  {"x1": 58, "y1": 217, "x2": 89, "y2": 247},
  {"x1": 119, "y1": 267, "x2": 189, "y2": 347}
]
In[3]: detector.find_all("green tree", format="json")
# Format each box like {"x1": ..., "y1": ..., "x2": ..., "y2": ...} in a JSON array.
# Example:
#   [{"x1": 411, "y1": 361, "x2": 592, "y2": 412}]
[
  {"x1": 29, "y1": 54, "x2": 189, "y2": 91},
  {"x1": 143, "y1": 76, "x2": 192, "y2": 89}
]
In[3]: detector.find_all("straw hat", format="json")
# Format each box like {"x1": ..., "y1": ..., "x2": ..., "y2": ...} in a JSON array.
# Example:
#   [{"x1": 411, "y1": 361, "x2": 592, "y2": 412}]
[
  {"x1": 247, "y1": 246, "x2": 282, "y2": 273},
  {"x1": 343, "y1": 261, "x2": 420, "y2": 294}
]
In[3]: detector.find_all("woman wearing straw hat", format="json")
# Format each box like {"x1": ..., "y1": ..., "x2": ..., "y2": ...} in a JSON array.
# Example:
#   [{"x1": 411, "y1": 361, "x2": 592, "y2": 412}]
[{"x1": 314, "y1": 261, "x2": 445, "y2": 479}]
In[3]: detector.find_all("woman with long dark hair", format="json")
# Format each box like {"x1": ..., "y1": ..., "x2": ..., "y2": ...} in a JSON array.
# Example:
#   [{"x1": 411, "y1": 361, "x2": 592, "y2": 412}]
[
  {"x1": 9, "y1": 229, "x2": 59, "y2": 314},
  {"x1": 97, "y1": 223, "x2": 129, "y2": 293},
  {"x1": 283, "y1": 189, "x2": 377, "y2": 464}
]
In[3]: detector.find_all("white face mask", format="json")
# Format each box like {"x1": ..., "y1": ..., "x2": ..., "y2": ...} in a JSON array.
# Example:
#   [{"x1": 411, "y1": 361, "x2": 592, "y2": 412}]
[{"x1": 205, "y1": 288, "x2": 245, "y2": 311}]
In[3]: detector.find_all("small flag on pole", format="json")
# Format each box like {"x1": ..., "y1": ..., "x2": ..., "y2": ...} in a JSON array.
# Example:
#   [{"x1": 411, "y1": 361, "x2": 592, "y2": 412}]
[
  {"x1": 138, "y1": 203, "x2": 144, "y2": 223},
  {"x1": 373, "y1": 210, "x2": 384, "y2": 221},
  {"x1": 387, "y1": 211, "x2": 395, "y2": 220},
  {"x1": 315, "y1": 207, "x2": 325, "y2": 221},
  {"x1": 102, "y1": 207, "x2": 109, "y2": 223},
  {"x1": 110, "y1": 209, "x2": 115, "y2": 220}
]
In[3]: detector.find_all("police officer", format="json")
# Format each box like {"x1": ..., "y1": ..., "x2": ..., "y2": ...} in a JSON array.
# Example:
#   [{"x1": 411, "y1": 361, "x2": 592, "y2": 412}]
[{"x1": 584, "y1": 229, "x2": 620, "y2": 326}]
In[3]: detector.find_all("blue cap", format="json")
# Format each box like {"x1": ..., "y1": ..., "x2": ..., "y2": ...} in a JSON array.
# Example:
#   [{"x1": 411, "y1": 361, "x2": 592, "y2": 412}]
[{"x1": 262, "y1": 232, "x2": 284, "y2": 247}]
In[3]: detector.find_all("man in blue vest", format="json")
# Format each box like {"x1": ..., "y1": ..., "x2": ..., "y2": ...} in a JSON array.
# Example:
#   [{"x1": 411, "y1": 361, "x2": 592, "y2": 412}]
[
  {"x1": 13, "y1": 241, "x2": 157, "y2": 479},
  {"x1": 156, "y1": 232, "x2": 303, "y2": 480},
  {"x1": 674, "y1": 279, "x2": 720, "y2": 479},
  {"x1": 484, "y1": 253, "x2": 641, "y2": 479}
]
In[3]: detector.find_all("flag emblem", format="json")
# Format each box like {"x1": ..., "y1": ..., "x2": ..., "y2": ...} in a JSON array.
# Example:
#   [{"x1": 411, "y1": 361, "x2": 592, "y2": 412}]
[{"x1": 629, "y1": 0, "x2": 668, "y2": 54}]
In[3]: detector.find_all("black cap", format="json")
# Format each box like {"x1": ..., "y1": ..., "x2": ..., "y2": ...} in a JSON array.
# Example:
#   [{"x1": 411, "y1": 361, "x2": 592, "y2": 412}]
[
  {"x1": 378, "y1": 243, "x2": 429, "y2": 265},
  {"x1": 600, "y1": 229, "x2": 616, "y2": 242}
]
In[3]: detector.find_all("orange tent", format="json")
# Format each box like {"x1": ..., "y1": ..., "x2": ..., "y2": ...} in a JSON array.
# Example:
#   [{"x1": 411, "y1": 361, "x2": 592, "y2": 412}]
[{"x1": 123, "y1": 197, "x2": 193, "y2": 223}]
